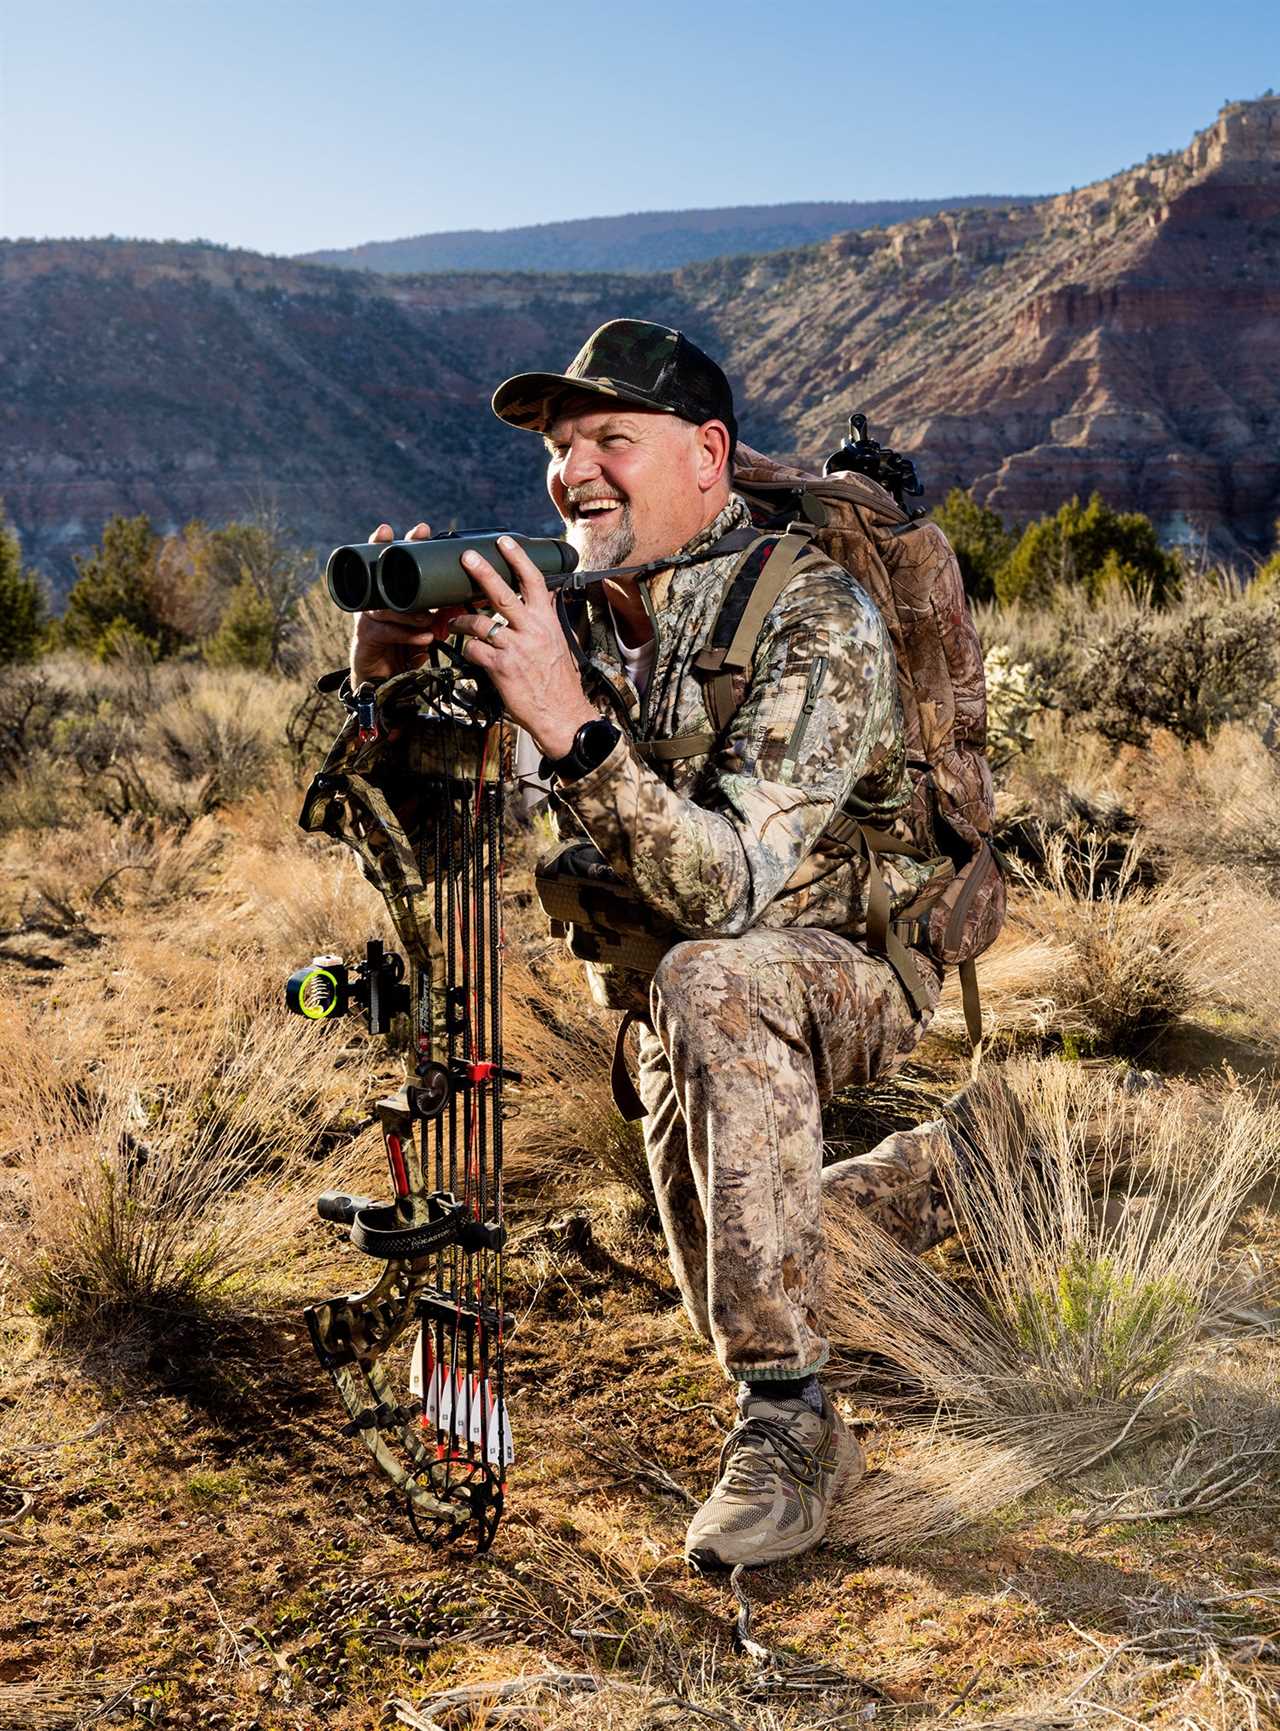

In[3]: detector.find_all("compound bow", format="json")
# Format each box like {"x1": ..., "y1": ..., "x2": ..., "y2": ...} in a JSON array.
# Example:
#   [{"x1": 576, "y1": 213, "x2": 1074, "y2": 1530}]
[{"x1": 290, "y1": 655, "x2": 515, "y2": 1552}]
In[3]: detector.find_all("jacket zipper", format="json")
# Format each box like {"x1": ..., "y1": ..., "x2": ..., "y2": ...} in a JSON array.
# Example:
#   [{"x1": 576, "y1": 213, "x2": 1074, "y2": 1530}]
[
  {"x1": 780, "y1": 655, "x2": 827, "y2": 783},
  {"x1": 636, "y1": 579, "x2": 661, "y2": 738}
]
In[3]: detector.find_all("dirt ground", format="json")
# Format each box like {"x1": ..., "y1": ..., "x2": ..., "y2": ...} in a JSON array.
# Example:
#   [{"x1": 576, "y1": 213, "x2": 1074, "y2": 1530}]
[
  {"x1": 2, "y1": 713, "x2": 1279, "y2": 1730},
  {"x1": 3, "y1": 1236, "x2": 1279, "y2": 1731}
]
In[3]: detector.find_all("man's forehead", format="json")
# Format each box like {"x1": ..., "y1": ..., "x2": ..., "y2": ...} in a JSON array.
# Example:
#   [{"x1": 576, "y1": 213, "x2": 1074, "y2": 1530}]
[{"x1": 543, "y1": 402, "x2": 668, "y2": 444}]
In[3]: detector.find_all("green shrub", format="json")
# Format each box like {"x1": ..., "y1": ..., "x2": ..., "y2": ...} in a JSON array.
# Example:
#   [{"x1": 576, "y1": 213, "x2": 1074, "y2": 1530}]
[
  {"x1": 204, "y1": 578, "x2": 277, "y2": 670},
  {"x1": 0, "y1": 506, "x2": 45, "y2": 663},
  {"x1": 61, "y1": 514, "x2": 178, "y2": 660},
  {"x1": 930, "y1": 487, "x2": 1015, "y2": 602},
  {"x1": 195, "y1": 509, "x2": 315, "y2": 669},
  {"x1": 997, "y1": 493, "x2": 1181, "y2": 607},
  {"x1": 1066, "y1": 600, "x2": 1280, "y2": 746},
  {"x1": 1010, "y1": 1245, "x2": 1195, "y2": 1402}
]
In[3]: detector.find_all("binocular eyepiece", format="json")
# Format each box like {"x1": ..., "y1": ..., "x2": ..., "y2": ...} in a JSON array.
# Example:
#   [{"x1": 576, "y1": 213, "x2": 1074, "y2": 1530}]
[{"x1": 325, "y1": 532, "x2": 579, "y2": 613}]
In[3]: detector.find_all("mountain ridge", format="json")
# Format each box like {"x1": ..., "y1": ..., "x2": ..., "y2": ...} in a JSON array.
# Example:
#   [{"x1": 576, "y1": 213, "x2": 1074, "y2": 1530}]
[
  {"x1": 297, "y1": 194, "x2": 1039, "y2": 276},
  {"x1": 2, "y1": 96, "x2": 1277, "y2": 596}
]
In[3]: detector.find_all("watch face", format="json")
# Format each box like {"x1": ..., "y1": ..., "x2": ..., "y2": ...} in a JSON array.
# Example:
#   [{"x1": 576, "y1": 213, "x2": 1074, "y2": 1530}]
[{"x1": 580, "y1": 717, "x2": 619, "y2": 771}]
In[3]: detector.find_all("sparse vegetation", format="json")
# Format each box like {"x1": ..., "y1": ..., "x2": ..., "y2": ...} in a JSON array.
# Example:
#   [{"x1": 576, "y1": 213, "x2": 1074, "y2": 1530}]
[
  {"x1": 54, "y1": 506, "x2": 317, "y2": 668},
  {"x1": 1068, "y1": 596, "x2": 1280, "y2": 746},
  {"x1": 0, "y1": 521, "x2": 1278, "y2": 1731},
  {"x1": 824, "y1": 1061, "x2": 1280, "y2": 1548}
]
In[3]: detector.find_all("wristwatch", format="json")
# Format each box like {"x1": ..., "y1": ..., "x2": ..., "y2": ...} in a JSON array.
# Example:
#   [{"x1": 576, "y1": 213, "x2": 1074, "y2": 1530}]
[{"x1": 541, "y1": 716, "x2": 621, "y2": 784}]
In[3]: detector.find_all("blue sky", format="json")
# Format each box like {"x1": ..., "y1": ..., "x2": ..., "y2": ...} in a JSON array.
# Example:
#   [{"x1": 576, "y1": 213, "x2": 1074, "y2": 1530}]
[{"x1": 2, "y1": 0, "x2": 1276, "y2": 255}]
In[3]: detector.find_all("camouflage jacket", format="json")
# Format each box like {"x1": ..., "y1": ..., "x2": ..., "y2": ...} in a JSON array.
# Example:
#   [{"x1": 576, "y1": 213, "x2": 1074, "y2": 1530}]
[{"x1": 547, "y1": 494, "x2": 942, "y2": 1012}]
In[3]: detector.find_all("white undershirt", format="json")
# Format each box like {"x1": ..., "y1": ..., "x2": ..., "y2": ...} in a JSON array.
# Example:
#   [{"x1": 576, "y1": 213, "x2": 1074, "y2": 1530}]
[{"x1": 610, "y1": 608, "x2": 656, "y2": 696}]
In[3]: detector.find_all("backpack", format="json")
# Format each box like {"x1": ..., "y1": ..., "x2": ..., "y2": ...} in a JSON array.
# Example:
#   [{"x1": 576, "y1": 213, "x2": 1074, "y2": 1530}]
[{"x1": 720, "y1": 442, "x2": 1006, "y2": 1054}]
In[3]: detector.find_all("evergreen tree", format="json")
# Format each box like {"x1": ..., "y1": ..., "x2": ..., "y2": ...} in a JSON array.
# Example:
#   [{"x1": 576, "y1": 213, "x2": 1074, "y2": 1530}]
[
  {"x1": 930, "y1": 488, "x2": 1015, "y2": 602},
  {"x1": 61, "y1": 514, "x2": 175, "y2": 658},
  {"x1": 0, "y1": 505, "x2": 45, "y2": 663},
  {"x1": 197, "y1": 504, "x2": 313, "y2": 668},
  {"x1": 204, "y1": 578, "x2": 277, "y2": 670},
  {"x1": 996, "y1": 493, "x2": 1180, "y2": 607}
]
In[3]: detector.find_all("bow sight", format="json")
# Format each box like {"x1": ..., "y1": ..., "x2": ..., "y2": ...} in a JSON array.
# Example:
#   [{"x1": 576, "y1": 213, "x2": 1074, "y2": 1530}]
[{"x1": 285, "y1": 939, "x2": 408, "y2": 1032}]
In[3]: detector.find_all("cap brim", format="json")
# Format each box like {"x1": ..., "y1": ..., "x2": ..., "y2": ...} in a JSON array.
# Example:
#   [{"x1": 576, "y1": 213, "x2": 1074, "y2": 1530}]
[{"x1": 491, "y1": 371, "x2": 679, "y2": 432}]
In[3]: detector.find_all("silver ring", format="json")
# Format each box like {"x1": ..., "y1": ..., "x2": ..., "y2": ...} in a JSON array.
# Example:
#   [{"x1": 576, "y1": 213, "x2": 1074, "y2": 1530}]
[{"x1": 484, "y1": 617, "x2": 508, "y2": 642}]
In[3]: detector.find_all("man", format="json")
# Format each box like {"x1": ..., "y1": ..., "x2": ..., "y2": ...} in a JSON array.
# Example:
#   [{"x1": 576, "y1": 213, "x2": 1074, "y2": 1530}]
[{"x1": 350, "y1": 320, "x2": 955, "y2": 1571}]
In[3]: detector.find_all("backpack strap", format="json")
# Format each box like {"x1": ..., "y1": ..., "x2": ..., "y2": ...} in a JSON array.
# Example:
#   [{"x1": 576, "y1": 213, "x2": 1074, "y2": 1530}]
[
  {"x1": 693, "y1": 529, "x2": 823, "y2": 734},
  {"x1": 958, "y1": 957, "x2": 984, "y2": 1071},
  {"x1": 611, "y1": 1008, "x2": 649, "y2": 1122},
  {"x1": 853, "y1": 823, "x2": 938, "y2": 1022},
  {"x1": 632, "y1": 530, "x2": 823, "y2": 766}
]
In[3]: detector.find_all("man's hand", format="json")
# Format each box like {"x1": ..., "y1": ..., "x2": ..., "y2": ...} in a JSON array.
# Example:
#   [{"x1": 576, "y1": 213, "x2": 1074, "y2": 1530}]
[
  {"x1": 349, "y1": 522, "x2": 467, "y2": 684},
  {"x1": 450, "y1": 536, "x2": 601, "y2": 760}
]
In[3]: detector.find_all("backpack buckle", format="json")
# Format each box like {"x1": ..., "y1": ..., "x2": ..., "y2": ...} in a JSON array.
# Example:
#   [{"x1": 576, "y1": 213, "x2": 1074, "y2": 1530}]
[{"x1": 891, "y1": 916, "x2": 932, "y2": 955}]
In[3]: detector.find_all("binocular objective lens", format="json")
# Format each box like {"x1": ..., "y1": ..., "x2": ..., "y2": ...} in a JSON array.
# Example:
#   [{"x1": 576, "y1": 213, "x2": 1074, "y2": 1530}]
[
  {"x1": 329, "y1": 547, "x2": 374, "y2": 611},
  {"x1": 377, "y1": 545, "x2": 422, "y2": 612}
]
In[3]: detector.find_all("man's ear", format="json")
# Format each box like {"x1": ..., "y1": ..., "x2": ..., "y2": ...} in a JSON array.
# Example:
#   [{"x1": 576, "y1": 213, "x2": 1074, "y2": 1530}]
[{"x1": 695, "y1": 420, "x2": 732, "y2": 493}]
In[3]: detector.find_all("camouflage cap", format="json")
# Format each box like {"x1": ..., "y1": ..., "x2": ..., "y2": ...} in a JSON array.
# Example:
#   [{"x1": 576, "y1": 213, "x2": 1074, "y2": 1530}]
[{"x1": 491, "y1": 318, "x2": 737, "y2": 441}]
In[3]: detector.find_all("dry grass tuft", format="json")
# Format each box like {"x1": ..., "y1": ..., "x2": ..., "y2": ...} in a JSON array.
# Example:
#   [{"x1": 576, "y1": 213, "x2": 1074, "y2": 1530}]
[
  {"x1": 957, "y1": 836, "x2": 1280, "y2": 1058},
  {"x1": 211, "y1": 827, "x2": 395, "y2": 967},
  {"x1": 923, "y1": 1647, "x2": 1280, "y2": 1730},
  {"x1": 1030, "y1": 837, "x2": 1196, "y2": 1053},
  {"x1": 8, "y1": 811, "x2": 225, "y2": 919},
  {"x1": 825, "y1": 1058, "x2": 1280, "y2": 1552},
  {"x1": 1138, "y1": 722, "x2": 1280, "y2": 893},
  {"x1": 502, "y1": 944, "x2": 650, "y2": 1206},
  {"x1": 0, "y1": 973, "x2": 371, "y2": 1332},
  {"x1": 145, "y1": 670, "x2": 289, "y2": 810}
]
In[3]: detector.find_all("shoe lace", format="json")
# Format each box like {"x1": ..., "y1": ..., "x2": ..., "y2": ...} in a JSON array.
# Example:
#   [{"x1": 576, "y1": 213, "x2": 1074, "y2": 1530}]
[{"x1": 715, "y1": 1414, "x2": 823, "y2": 1497}]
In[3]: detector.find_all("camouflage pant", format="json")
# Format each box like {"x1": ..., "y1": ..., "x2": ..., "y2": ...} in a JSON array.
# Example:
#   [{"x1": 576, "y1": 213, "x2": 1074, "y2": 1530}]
[{"x1": 636, "y1": 928, "x2": 951, "y2": 1382}]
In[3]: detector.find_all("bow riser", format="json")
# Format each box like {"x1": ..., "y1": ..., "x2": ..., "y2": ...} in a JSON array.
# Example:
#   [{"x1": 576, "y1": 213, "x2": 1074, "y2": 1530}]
[{"x1": 295, "y1": 664, "x2": 512, "y2": 1552}]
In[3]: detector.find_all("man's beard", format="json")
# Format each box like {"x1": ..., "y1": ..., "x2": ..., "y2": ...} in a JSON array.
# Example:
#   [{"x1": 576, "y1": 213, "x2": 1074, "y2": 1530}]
[{"x1": 568, "y1": 501, "x2": 636, "y2": 571}]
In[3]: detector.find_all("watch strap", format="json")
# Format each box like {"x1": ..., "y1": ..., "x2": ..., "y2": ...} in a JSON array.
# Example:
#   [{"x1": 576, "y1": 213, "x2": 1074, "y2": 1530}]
[{"x1": 541, "y1": 717, "x2": 621, "y2": 784}]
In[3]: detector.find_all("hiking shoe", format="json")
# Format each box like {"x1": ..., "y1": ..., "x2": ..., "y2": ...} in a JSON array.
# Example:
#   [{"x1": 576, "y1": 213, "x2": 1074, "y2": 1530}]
[{"x1": 684, "y1": 1387, "x2": 863, "y2": 1571}]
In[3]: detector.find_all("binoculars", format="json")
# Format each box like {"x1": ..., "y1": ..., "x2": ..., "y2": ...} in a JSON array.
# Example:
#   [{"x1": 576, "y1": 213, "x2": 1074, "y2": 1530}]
[{"x1": 325, "y1": 532, "x2": 579, "y2": 613}]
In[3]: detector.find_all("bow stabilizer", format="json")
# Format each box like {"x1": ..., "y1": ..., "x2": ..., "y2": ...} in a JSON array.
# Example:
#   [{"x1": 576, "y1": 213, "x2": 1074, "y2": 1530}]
[{"x1": 291, "y1": 658, "x2": 515, "y2": 1552}]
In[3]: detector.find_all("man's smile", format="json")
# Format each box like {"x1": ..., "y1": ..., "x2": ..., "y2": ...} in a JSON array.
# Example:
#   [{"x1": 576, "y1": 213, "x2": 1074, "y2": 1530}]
[{"x1": 566, "y1": 488, "x2": 627, "y2": 523}]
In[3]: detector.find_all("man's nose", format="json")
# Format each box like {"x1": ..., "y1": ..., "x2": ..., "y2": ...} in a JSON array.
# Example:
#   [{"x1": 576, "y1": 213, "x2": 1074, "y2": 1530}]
[{"x1": 559, "y1": 440, "x2": 602, "y2": 488}]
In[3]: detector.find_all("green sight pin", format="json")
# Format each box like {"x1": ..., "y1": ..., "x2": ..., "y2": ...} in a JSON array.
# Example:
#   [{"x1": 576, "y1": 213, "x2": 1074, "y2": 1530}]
[{"x1": 285, "y1": 956, "x2": 350, "y2": 1020}]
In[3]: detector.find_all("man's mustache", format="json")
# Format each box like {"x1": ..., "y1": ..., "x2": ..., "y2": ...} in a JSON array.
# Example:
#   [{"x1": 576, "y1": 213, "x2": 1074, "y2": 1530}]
[{"x1": 565, "y1": 486, "x2": 629, "y2": 509}]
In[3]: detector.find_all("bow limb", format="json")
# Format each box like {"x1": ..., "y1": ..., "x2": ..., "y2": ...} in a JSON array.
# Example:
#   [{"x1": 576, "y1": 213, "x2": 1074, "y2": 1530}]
[{"x1": 306, "y1": 1260, "x2": 469, "y2": 1531}]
